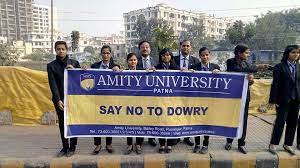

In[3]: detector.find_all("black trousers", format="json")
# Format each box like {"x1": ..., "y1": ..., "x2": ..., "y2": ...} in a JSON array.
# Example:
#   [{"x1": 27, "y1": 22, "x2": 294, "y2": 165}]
[
  {"x1": 195, "y1": 136, "x2": 209, "y2": 146},
  {"x1": 159, "y1": 138, "x2": 175, "y2": 146},
  {"x1": 55, "y1": 107, "x2": 77, "y2": 149},
  {"x1": 297, "y1": 112, "x2": 300, "y2": 145},
  {"x1": 271, "y1": 100, "x2": 299, "y2": 146},
  {"x1": 94, "y1": 137, "x2": 112, "y2": 146},
  {"x1": 226, "y1": 99, "x2": 249, "y2": 146},
  {"x1": 127, "y1": 137, "x2": 144, "y2": 146}
]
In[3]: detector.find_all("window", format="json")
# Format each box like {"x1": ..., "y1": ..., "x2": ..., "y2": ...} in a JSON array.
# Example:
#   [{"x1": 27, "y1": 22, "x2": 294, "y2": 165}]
[
  {"x1": 164, "y1": 12, "x2": 167, "y2": 17},
  {"x1": 127, "y1": 24, "x2": 130, "y2": 30},
  {"x1": 178, "y1": 22, "x2": 180, "y2": 27},
  {"x1": 170, "y1": 13, "x2": 175, "y2": 19},
  {"x1": 178, "y1": 14, "x2": 180, "y2": 18},
  {"x1": 117, "y1": 46, "x2": 120, "y2": 50},
  {"x1": 130, "y1": 16, "x2": 136, "y2": 22}
]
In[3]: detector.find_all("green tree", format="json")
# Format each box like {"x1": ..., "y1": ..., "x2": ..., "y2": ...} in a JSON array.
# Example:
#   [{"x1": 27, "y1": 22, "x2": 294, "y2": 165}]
[
  {"x1": 83, "y1": 46, "x2": 96, "y2": 55},
  {"x1": 225, "y1": 20, "x2": 256, "y2": 45},
  {"x1": 71, "y1": 30, "x2": 80, "y2": 52},
  {"x1": 134, "y1": 16, "x2": 176, "y2": 57},
  {"x1": 179, "y1": 19, "x2": 206, "y2": 49},
  {"x1": 152, "y1": 26, "x2": 176, "y2": 52},
  {"x1": 281, "y1": 9, "x2": 300, "y2": 33},
  {"x1": 0, "y1": 44, "x2": 20, "y2": 66},
  {"x1": 24, "y1": 49, "x2": 54, "y2": 61},
  {"x1": 253, "y1": 11, "x2": 297, "y2": 50}
]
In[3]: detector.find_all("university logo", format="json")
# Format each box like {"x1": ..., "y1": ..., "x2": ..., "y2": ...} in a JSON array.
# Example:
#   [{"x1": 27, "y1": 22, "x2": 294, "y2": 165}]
[{"x1": 80, "y1": 73, "x2": 95, "y2": 91}]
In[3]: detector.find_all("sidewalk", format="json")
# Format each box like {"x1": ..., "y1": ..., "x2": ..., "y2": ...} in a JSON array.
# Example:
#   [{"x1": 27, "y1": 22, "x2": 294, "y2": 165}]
[{"x1": 0, "y1": 114, "x2": 299, "y2": 168}]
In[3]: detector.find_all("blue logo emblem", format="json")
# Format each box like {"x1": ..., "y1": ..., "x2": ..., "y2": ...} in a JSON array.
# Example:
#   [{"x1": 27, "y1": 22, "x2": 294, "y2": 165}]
[{"x1": 80, "y1": 73, "x2": 95, "y2": 91}]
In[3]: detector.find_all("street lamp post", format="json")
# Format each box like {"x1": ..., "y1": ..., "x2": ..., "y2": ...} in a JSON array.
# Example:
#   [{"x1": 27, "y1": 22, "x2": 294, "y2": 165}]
[{"x1": 51, "y1": 0, "x2": 54, "y2": 54}]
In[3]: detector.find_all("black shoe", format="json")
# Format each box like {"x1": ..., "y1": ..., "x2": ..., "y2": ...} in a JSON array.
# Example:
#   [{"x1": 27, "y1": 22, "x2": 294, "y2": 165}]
[
  {"x1": 125, "y1": 145, "x2": 133, "y2": 155},
  {"x1": 184, "y1": 138, "x2": 194, "y2": 146},
  {"x1": 165, "y1": 146, "x2": 172, "y2": 153},
  {"x1": 238, "y1": 146, "x2": 247, "y2": 154},
  {"x1": 200, "y1": 146, "x2": 208, "y2": 154},
  {"x1": 148, "y1": 138, "x2": 157, "y2": 147},
  {"x1": 283, "y1": 145, "x2": 295, "y2": 155},
  {"x1": 56, "y1": 148, "x2": 68, "y2": 157},
  {"x1": 92, "y1": 145, "x2": 102, "y2": 155},
  {"x1": 193, "y1": 145, "x2": 201, "y2": 153},
  {"x1": 135, "y1": 144, "x2": 142, "y2": 155},
  {"x1": 106, "y1": 145, "x2": 114, "y2": 153},
  {"x1": 158, "y1": 146, "x2": 165, "y2": 154},
  {"x1": 225, "y1": 143, "x2": 232, "y2": 151},
  {"x1": 66, "y1": 148, "x2": 75, "y2": 157}
]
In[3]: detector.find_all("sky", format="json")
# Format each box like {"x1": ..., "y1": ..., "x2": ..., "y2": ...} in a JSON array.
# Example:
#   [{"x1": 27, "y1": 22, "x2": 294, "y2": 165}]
[{"x1": 35, "y1": 0, "x2": 300, "y2": 36}]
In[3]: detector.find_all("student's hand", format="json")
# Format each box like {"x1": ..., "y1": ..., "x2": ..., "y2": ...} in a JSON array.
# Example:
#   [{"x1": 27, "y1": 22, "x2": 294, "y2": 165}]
[
  {"x1": 189, "y1": 69, "x2": 195, "y2": 73},
  {"x1": 212, "y1": 69, "x2": 220, "y2": 74},
  {"x1": 66, "y1": 64, "x2": 74, "y2": 69},
  {"x1": 81, "y1": 65, "x2": 88, "y2": 70},
  {"x1": 248, "y1": 74, "x2": 254, "y2": 85},
  {"x1": 267, "y1": 103, "x2": 279, "y2": 110},
  {"x1": 146, "y1": 66, "x2": 156, "y2": 72},
  {"x1": 57, "y1": 100, "x2": 64, "y2": 111},
  {"x1": 180, "y1": 67, "x2": 188, "y2": 72},
  {"x1": 112, "y1": 66, "x2": 120, "y2": 72}
]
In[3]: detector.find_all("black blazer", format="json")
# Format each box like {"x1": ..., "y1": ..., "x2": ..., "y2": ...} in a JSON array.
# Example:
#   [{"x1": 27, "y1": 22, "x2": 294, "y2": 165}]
[
  {"x1": 226, "y1": 57, "x2": 257, "y2": 101},
  {"x1": 174, "y1": 55, "x2": 200, "y2": 69},
  {"x1": 91, "y1": 61, "x2": 120, "y2": 69},
  {"x1": 269, "y1": 62, "x2": 300, "y2": 104},
  {"x1": 137, "y1": 56, "x2": 157, "y2": 70},
  {"x1": 193, "y1": 62, "x2": 220, "y2": 71},
  {"x1": 155, "y1": 62, "x2": 179, "y2": 70},
  {"x1": 226, "y1": 58, "x2": 257, "y2": 73},
  {"x1": 47, "y1": 56, "x2": 80, "y2": 104}
]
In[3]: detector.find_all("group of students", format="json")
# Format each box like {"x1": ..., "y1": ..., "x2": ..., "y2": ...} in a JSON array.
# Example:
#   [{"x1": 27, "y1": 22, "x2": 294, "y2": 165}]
[{"x1": 47, "y1": 39, "x2": 300, "y2": 157}]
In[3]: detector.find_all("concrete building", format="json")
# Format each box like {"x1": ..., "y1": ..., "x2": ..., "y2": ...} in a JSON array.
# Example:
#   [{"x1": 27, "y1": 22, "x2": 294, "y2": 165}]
[
  {"x1": 0, "y1": 0, "x2": 34, "y2": 41},
  {"x1": 31, "y1": 4, "x2": 58, "y2": 52},
  {"x1": 123, "y1": 3, "x2": 233, "y2": 53},
  {"x1": 13, "y1": 40, "x2": 32, "y2": 58}
]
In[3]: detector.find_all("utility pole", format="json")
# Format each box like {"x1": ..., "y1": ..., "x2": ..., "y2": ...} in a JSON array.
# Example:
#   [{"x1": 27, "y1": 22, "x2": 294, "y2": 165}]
[{"x1": 51, "y1": 0, "x2": 54, "y2": 54}]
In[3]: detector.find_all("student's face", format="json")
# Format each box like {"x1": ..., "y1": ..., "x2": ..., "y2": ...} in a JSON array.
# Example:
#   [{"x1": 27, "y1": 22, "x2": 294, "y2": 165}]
[
  {"x1": 239, "y1": 49, "x2": 250, "y2": 61},
  {"x1": 199, "y1": 50, "x2": 210, "y2": 64},
  {"x1": 139, "y1": 42, "x2": 151, "y2": 57},
  {"x1": 162, "y1": 52, "x2": 172, "y2": 63},
  {"x1": 55, "y1": 44, "x2": 67, "y2": 59},
  {"x1": 101, "y1": 48, "x2": 111, "y2": 62},
  {"x1": 127, "y1": 55, "x2": 137, "y2": 68},
  {"x1": 180, "y1": 41, "x2": 191, "y2": 55},
  {"x1": 288, "y1": 49, "x2": 300, "y2": 62}
]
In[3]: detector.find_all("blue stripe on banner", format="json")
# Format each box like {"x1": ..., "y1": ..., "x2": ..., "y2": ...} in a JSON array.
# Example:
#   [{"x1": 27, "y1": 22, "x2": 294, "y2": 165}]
[
  {"x1": 67, "y1": 124, "x2": 237, "y2": 138},
  {"x1": 67, "y1": 70, "x2": 245, "y2": 99}
]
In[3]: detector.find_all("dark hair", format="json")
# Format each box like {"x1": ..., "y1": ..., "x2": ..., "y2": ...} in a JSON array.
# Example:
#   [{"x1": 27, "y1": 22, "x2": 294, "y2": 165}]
[
  {"x1": 199, "y1": 47, "x2": 210, "y2": 55},
  {"x1": 100, "y1": 45, "x2": 111, "y2": 53},
  {"x1": 234, "y1": 44, "x2": 250, "y2": 57},
  {"x1": 180, "y1": 39, "x2": 191, "y2": 46},
  {"x1": 158, "y1": 48, "x2": 177, "y2": 68},
  {"x1": 54, "y1": 41, "x2": 68, "y2": 50},
  {"x1": 138, "y1": 40, "x2": 150, "y2": 49},
  {"x1": 281, "y1": 45, "x2": 300, "y2": 62},
  {"x1": 126, "y1": 52, "x2": 137, "y2": 61}
]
